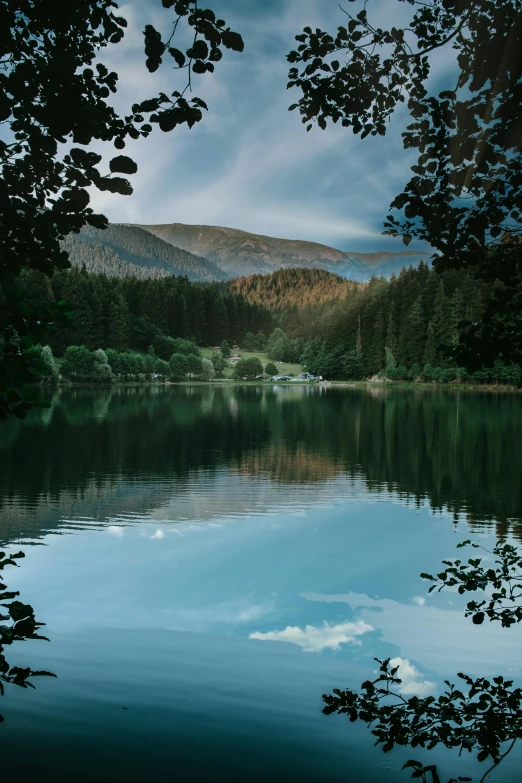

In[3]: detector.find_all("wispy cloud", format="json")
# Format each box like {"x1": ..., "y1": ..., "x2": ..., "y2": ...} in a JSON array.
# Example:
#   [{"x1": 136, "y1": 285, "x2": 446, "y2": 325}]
[
  {"x1": 249, "y1": 619, "x2": 373, "y2": 652},
  {"x1": 301, "y1": 591, "x2": 522, "y2": 676},
  {"x1": 87, "y1": 0, "x2": 448, "y2": 252}
]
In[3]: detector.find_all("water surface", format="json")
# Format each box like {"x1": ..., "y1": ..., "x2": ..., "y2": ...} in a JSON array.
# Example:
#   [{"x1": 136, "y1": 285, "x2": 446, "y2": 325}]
[{"x1": 1, "y1": 386, "x2": 521, "y2": 781}]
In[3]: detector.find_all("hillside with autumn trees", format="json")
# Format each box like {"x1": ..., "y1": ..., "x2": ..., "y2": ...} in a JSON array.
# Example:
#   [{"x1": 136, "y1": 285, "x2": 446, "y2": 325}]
[{"x1": 229, "y1": 268, "x2": 358, "y2": 309}]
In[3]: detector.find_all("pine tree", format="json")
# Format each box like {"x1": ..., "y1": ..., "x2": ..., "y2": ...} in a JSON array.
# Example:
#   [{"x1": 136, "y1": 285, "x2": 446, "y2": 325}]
[
  {"x1": 107, "y1": 292, "x2": 129, "y2": 351},
  {"x1": 400, "y1": 297, "x2": 426, "y2": 367},
  {"x1": 210, "y1": 352, "x2": 227, "y2": 377},
  {"x1": 367, "y1": 307, "x2": 385, "y2": 373},
  {"x1": 207, "y1": 292, "x2": 229, "y2": 345},
  {"x1": 142, "y1": 280, "x2": 169, "y2": 335},
  {"x1": 433, "y1": 279, "x2": 452, "y2": 352},
  {"x1": 254, "y1": 331, "x2": 267, "y2": 351},
  {"x1": 448, "y1": 288, "x2": 467, "y2": 346},
  {"x1": 90, "y1": 277, "x2": 109, "y2": 349},
  {"x1": 190, "y1": 290, "x2": 206, "y2": 344},
  {"x1": 423, "y1": 320, "x2": 437, "y2": 366},
  {"x1": 227, "y1": 296, "x2": 240, "y2": 343},
  {"x1": 220, "y1": 339, "x2": 232, "y2": 359},
  {"x1": 356, "y1": 315, "x2": 362, "y2": 356},
  {"x1": 243, "y1": 332, "x2": 256, "y2": 351},
  {"x1": 236, "y1": 296, "x2": 248, "y2": 341},
  {"x1": 60, "y1": 269, "x2": 95, "y2": 351},
  {"x1": 385, "y1": 302, "x2": 398, "y2": 354}
]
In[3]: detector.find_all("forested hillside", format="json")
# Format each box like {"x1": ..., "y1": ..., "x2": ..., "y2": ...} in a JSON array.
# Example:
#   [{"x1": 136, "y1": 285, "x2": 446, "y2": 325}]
[
  {"x1": 62, "y1": 224, "x2": 227, "y2": 282},
  {"x1": 22, "y1": 267, "x2": 273, "y2": 357},
  {"x1": 22, "y1": 259, "x2": 519, "y2": 386},
  {"x1": 230, "y1": 268, "x2": 359, "y2": 309},
  {"x1": 288, "y1": 263, "x2": 519, "y2": 383},
  {"x1": 242, "y1": 262, "x2": 519, "y2": 384}
]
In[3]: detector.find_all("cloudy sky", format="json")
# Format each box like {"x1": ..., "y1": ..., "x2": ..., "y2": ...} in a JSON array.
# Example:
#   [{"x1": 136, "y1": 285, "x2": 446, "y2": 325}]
[{"x1": 91, "y1": 0, "x2": 454, "y2": 252}]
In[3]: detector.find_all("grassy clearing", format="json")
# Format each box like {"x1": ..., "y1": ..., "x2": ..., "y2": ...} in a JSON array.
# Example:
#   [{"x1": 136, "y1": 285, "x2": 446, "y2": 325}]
[{"x1": 201, "y1": 347, "x2": 303, "y2": 377}]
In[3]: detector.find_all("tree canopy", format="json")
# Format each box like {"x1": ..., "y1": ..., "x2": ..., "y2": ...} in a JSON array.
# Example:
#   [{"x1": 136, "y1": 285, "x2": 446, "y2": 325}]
[
  {"x1": 287, "y1": 0, "x2": 522, "y2": 365},
  {"x1": 0, "y1": 0, "x2": 243, "y2": 417},
  {"x1": 287, "y1": 0, "x2": 521, "y2": 257}
]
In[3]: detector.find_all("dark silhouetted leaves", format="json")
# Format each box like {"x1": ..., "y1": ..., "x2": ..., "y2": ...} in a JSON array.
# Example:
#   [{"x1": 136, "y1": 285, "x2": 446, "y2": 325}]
[
  {"x1": 97, "y1": 177, "x2": 133, "y2": 196},
  {"x1": 109, "y1": 156, "x2": 138, "y2": 175},
  {"x1": 422, "y1": 540, "x2": 522, "y2": 627},
  {"x1": 287, "y1": 0, "x2": 522, "y2": 366},
  {"x1": 168, "y1": 47, "x2": 186, "y2": 67},
  {"x1": 0, "y1": 0, "x2": 244, "y2": 417},
  {"x1": 221, "y1": 30, "x2": 244, "y2": 51},
  {"x1": 144, "y1": 24, "x2": 165, "y2": 72},
  {"x1": 0, "y1": 552, "x2": 55, "y2": 723}
]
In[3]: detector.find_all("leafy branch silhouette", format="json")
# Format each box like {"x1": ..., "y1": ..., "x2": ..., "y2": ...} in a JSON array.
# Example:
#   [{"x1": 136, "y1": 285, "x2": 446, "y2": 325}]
[
  {"x1": 323, "y1": 540, "x2": 522, "y2": 782},
  {"x1": 422, "y1": 540, "x2": 522, "y2": 627},
  {"x1": 0, "y1": 551, "x2": 55, "y2": 724}
]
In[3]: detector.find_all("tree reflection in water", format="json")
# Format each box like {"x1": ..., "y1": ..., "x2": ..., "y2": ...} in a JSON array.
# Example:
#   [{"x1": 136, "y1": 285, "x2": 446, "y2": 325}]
[{"x1": 0, "y1": 550, "x2": 55, "y2": 723}]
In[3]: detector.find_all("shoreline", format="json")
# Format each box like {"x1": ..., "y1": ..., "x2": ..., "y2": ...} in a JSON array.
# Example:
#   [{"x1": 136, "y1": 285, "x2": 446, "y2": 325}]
[{"x1": 46, "y1": 379, "x2": 521, "y2": 393}]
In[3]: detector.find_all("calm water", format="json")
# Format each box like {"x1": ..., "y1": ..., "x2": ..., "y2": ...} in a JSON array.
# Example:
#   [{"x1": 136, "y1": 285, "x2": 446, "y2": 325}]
[{"x1": 1, "y1": 385, "x2": 521, "y2": 782}]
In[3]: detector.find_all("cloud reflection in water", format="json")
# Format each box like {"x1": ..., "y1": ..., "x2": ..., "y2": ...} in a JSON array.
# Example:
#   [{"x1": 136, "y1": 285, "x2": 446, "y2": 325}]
[{"x1": 249, "y1": 620, "x2": 372, "y2": 652}]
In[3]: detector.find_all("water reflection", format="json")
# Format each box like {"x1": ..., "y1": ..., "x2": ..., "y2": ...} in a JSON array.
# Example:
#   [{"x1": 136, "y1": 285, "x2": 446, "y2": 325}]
[{"x1": 1, "y1": 385, "x2": 521, "y2": 544}]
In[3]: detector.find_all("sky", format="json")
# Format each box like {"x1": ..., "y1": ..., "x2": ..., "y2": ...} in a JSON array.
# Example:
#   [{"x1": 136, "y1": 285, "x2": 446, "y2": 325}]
[{"x1": 90, "y1": 0, "x2": 455, "y2": 253}]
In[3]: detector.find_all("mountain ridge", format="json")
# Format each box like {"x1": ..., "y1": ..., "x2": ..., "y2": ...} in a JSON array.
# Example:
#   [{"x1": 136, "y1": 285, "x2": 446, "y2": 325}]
[
  {"x1": 138, "y1": 222, "x2": 431, "y2": 280},
  {"x1": 63, "y1": 221, "x2": 432, "y2": 283}
]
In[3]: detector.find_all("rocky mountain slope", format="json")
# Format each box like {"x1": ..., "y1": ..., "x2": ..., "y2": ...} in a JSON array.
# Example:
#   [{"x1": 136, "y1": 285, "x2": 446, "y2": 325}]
[{"x1": 138, "y1": 222, "x2": 431, "y2": 280}]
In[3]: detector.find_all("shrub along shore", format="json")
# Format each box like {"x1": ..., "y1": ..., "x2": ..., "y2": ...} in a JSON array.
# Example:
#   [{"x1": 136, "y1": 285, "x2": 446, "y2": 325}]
[{"x1": 28, "y1": 338, "x2": 521, "y2": 391}]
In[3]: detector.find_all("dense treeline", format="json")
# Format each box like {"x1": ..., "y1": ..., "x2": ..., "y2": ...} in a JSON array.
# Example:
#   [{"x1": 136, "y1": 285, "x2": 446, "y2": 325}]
[
  {"x1": 22, "y1": 266, "x2": 274, "y2": 357},
  {"x1": 267, "y1": 262, "x2": 521, "y2": 383},
  {"x1": 230, "y1": 268, "x2": 358, "y2": 309},
  {"x1": 19, "y1": 260, "x2": 521, "y2": 385},
  {"x1": 62, "y1": 224, "x2": 227, "y2": 282}
]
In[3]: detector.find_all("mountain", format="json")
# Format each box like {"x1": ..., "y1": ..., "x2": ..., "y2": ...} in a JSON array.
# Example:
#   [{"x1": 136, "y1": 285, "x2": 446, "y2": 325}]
[
  {"x1": 138, "y1": 222, "x2": 431, "y2": 281},
  {"x1": 62, "y1": 224, "x2": 227, "y2": 282},
  {"x1": 343, "y1": 250, "x2": 432, "y2": 279}
]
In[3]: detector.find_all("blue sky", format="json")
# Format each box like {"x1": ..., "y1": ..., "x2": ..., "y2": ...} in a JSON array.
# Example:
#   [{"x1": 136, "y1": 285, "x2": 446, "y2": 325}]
[{"x1": 90, "y1": 0, "x2": 454, "y2": 253}]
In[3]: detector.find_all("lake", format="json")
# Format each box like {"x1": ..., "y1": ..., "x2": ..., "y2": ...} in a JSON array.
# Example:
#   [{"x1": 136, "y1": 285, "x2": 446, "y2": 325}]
[{"x1": 1, "y1": 385, "x2": 521, "y2": 782}]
